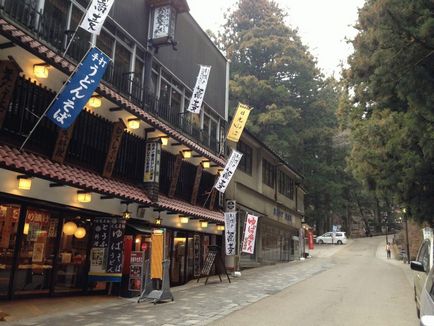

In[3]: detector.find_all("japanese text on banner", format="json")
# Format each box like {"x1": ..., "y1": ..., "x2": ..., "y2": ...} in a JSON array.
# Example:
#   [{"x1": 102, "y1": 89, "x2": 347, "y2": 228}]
[
  {"x1": 80, "y1": 0, "x2": 115, "y2": 35},
  {"x1": 46, "y1": 47, "x2": 110, "y2": 129},
  {"x1": 187, "y1": 65, "x2": 211, "y2": 114},
  {"x1": 224, "y1": 212, "x2": 237, "y2": 255},
  {"x1": 242, "y1": 214, "x2": 258, "y2": 254},
  {"x1": 227, "y1": 103, "x2": 251, "y2": 143},
  {"x1": 214, "y1": 149, "x2": 243, "y2": 193}
]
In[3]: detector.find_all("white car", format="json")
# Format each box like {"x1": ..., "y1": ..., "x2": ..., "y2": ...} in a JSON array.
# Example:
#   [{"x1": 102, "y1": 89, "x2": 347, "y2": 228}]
[
  {"x1": 416, "y1": 259, "x2": 434, "y2": 325},
  {"x1": 315, "y1": 232, "x2": 347, "y2": 245},
  {"x1": 411, "y1": 237, "x2": 434, "y2": 318}
]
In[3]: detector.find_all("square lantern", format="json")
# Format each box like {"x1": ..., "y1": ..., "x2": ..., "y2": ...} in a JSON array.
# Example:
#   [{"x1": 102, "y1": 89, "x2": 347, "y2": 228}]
[{"x1": 148, "y1": 0, "x2": 189, "y2": 47}]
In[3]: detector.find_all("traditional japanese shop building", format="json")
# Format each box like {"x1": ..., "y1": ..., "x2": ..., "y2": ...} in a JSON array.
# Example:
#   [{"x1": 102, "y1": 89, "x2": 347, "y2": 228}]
[
  {"x1": 225, "y1": 130, "x2": 305, "y2": 269},
  {"x1": 0, "y1": 0, "x2": 228, "y2": 299}
]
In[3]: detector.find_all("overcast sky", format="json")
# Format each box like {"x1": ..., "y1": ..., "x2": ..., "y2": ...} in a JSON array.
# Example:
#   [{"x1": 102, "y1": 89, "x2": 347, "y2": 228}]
[{"x1": 187, "y1": 0, "x2": 366, "y2": 77}]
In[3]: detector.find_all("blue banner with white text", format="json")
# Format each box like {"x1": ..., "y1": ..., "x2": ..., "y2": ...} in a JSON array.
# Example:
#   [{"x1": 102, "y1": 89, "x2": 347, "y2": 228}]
[{"x1": 46, "y1": 47, "x2": 110, "y2": 129}]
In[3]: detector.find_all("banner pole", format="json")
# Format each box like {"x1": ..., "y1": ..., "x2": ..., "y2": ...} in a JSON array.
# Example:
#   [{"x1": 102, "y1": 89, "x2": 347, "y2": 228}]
[{"x1": 20, "y1": 47, "x2": 92, "y2": 151}]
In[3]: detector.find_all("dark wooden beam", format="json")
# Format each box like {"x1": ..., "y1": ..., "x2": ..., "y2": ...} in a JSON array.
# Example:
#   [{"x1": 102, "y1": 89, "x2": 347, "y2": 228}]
[
  {"x1": 190, "y1": 164, "x2": 203, "y2": 206},
  {"x1": 0, "y1": 42, "x2": 15, "y2": 49},
  {"x1": 49, "y1": 183, "x2": 65, "y2": 188},
  {"x1": 52, "y1": 124, "x2": 74, "y2": 164},
  {"x1": 100, "y1": 195, "x2": 115, "y2": 200},
  {"x1": 168, "y1": 154, "x2": 183, "y2": 198},
  {"x1": 102, "y1": 119, "x2": 126, "y2": 178}
]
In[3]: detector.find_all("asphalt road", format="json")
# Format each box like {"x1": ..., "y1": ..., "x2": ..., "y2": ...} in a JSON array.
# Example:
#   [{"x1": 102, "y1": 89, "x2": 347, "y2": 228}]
[{"x1": 211, "y1": 236, "x2": 419, "y2": 326}]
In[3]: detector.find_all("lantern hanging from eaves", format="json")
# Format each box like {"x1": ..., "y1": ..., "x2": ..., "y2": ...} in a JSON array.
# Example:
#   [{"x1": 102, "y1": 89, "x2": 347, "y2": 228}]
[{"x1": 147, "y1": 0, "x2": 189, "y2": 48}]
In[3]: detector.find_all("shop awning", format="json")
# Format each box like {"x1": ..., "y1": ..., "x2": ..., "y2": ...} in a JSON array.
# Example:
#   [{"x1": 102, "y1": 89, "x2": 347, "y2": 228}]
[{"x1": 0, "y1": 144, "x2": 152, "y2": 204}]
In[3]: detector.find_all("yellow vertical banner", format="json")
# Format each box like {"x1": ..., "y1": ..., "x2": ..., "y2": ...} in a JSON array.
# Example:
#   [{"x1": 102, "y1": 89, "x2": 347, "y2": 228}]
[
  {"x1": 151, "y1": 233, "x2": 164, "y2": 279},
  {"x1": 226, "y1": 103, "x2": 251, "y2": 142}
]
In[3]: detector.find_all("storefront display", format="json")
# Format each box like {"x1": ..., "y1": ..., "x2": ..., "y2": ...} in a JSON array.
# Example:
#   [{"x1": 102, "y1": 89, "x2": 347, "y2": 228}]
[{"x1": 0, "y1": 200, "x2": 126, "y2": 299}]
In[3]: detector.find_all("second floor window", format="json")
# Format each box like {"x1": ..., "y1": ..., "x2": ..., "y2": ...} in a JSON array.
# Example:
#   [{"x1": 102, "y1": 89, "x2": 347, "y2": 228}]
[
  {"x1": 262, "y1": 159, "x2": 274, "y2": 188},
  {"x1": 237, "y1": 141, "x2": 252, "y2": 175},
  {"x1": 278, "y1": 171, "x2": 295, "y2": 200}
]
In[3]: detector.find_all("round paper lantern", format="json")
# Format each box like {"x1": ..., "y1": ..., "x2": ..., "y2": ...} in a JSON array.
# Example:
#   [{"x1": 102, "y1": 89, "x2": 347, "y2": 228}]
[
  {"x1": 63, "y1": 221, "x2": 77, "y2": 235},
  {"x1": 74, "y1": 227, "x2": 87, "y2": 239}
]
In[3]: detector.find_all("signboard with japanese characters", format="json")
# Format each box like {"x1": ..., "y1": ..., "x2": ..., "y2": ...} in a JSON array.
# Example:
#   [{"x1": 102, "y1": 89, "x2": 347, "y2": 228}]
[
  {"x1": 224, "y1": 212, "x2": 237, "y2": 256},
  {"x1": 89, "y1": 217, "x2": 125, "y2": 280},
  {"x1": 106, "y1": 220, "x2": 125, "y2": 273},
  {"x1": 0, "y1": 60, "x2": 20, "y2": 129},
  {"x1": 193, "y1": 234, "x2": 201, "y2": 277},
  {"x1": 143, "y1": 140, "x2": 161, "y2": 182},
  {"x1": 214, "y1": 150, "x2": 243, "y2": 193},
  {"x1": 242, "y1": 214, "x2": 259, "y2": 254},
  {"x1": 80, "y1": 0, "x2": 115, "y2": 35},
  {"x1": 46, "y1": 47, "x2": 110, "y2": 129},
  {"x1": 187, "y1": 65, "x2": 211, "y2": 114},
  {"x1": 226, "y1": 103, "x2": 251, "y2": 142},
  {"x1": 128, "y1": 251, "x2": 144, "y2": 291},
  {"x1": 151, "y1": 5, "x2": 175, "y2": 41}
]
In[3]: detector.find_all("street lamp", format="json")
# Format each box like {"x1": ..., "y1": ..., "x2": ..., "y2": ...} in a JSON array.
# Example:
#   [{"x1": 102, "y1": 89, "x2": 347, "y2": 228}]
[{"x1": 403, "y1": 208, "x2": 410, "y2": 264}]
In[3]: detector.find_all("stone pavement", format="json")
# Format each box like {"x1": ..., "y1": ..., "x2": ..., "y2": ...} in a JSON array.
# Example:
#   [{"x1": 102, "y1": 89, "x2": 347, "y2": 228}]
[{"x1": 4, "y1": 253, "x2": 338, "y2": 326}]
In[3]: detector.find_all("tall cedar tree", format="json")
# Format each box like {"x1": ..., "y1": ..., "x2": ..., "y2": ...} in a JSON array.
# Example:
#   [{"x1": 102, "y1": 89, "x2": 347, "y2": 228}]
[
  {"x1": 341, "y1": 0, "x2": 434, "y2": 222},
  {"x1": 219, "y1": 0, "x2": 353, "y2": 232}
]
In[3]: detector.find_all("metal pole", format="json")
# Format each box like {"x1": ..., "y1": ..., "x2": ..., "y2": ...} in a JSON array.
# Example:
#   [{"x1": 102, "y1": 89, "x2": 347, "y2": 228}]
[{"x1": 405, "y1": 213, "x2": 410, "y2": 263}]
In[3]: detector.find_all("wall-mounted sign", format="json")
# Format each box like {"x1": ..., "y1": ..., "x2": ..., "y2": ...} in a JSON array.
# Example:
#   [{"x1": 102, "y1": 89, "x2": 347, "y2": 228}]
[
  {"x1": 143, "y1": 141, "x2": 161, "y2": 183},
  {"x1": 0, "y1": 60, "x2": 20, "y2": 129},
  {"x1": 151, "y1": 5, "x2": 175, "y2": 40}
]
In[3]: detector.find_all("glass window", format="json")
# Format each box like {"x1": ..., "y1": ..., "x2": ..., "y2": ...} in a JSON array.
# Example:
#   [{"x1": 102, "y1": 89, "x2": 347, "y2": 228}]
[
  {"x1": 55, "y1": 217, "x2": 90, "y2": 293},
  {"x1": 14, "y1": 208, "x2": 57, "y2": 295},
  {"x1": 278, "y1": 172, "x2": 295, "y2": 199},
  {"x1": 237, "y1": 141, "x2": 253, "y2": 175},
  {"x1": 262, "y1": 159, "x2": 275, "y2": 188},
  {"x1": 68, "y1": 5, "x2": 91, "y2": 61},
  {"x1": 96, "y1": 30, "x2": 115, "y2": 58},
  {"x1": 0, "y1": 204, "x2": 20, "y2": 297}
]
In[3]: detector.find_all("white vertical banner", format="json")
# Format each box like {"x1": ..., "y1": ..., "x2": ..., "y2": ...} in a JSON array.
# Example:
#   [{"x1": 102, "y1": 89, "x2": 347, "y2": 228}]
[
  {"x1": 187, "y1": 65, "x2": 211, "y2": 114},
  {"x1": 224, "y1": 212, "x2": 237, "y2": 256},
  {"x1": 214, "y1": 150, "x2": 243, "y2": 193},
  {"x1": 242, "y1": 214, "x2": 259, "y2": 254},
  {"x1": 80, "y1": 0, "x2": 115, "y2": 35}
]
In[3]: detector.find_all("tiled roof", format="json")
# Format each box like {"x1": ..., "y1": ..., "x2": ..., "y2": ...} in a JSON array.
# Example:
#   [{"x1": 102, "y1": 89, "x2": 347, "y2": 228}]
[
  {"x1": 0, "y1": 18, "x2": 226, "y2": 167},
  {"x1": 0, "y1": 145, "x2": 223, "y2": 222},
  {"x1": 0, "y1": 144, "x2": 151, "y2": 203},
  {"x1": 158, "y1": 195, "x2": 223, "y2": 223}
]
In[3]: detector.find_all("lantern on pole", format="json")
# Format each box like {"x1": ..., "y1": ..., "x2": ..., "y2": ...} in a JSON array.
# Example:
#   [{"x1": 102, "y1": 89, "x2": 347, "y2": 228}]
[{"x1": 147, "y1": 0, "x2": 189, "y2": 49}]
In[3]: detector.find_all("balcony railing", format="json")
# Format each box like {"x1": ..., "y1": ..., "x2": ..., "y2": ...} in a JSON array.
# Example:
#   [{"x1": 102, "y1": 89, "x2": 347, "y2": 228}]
[{"x1": 0, "y1": 0, "x2": 223, "y2": 155}]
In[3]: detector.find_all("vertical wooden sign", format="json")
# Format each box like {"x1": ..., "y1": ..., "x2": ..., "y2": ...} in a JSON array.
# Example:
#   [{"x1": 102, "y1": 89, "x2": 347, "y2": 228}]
[
  {"x1": 168, "y1": 154, "x2": 182, "y2": 198},
  {"x1": 0, "y1": 59, "x2": 21, "y2": 129},
  {"x1": 52, "y1": 125, "x2": 75, "y2": 164},
  {"x1": 102, "y1": 119, "x2": 126, "y2": 178},
  {"x1": 190, "y1": 164, "x2": 203, "y2": 205}
]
